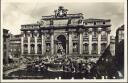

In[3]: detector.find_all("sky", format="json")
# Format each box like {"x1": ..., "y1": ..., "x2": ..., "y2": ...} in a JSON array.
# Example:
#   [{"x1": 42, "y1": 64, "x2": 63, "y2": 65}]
[{"x1": 2, "y1": 1, "x2": 124, "y2": 36}]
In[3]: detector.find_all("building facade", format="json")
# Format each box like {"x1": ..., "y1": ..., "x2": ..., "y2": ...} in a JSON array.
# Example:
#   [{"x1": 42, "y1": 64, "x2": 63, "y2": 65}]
[
  {"x1": 115, "y1": 25, "x2": 124, "y2": 44},
  {"x1": 9, "y1": 34, "x2": 21, "y2": 58},
  {"x1": 115, "y1": 25, "x2": 124, "y2": 77},
  {"x1": 3, "y1": 29, "x2": 10, "y2": 64},
  {"x1": 21, "y1": 6, "x2": 111, "y2": 57}
]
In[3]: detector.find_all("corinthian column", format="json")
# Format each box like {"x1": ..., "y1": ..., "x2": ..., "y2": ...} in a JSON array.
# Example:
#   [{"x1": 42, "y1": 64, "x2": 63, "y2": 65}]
[
  {"x1": 89, "y1": 28, "x2": 92, "y2": 55},
  {"x1": 107, "y1": 31, "x2": 111, "y2": 46},
  {"x1": 68, "y1": 31, "x2": 72, "y2": 54},
  {"x1": 79, "y1": 28, "x2": 83, "y2": 55},
  {"x1": 51, "y1": 29, "x2": 54, "y2": 55},
  {"x1": 98, "y1": 28, "x2": 102, "y2": 55},
  {"x1": 41, "y1": 31, "x2": 45, "y2": 55},
  {"x1": 28, "y1": 31, "x2": 31, "y2": 54},
  {"x1": 21, "y1": 31, "x2": 24, "y2": 54},
  {"x1": 34, "y1": 30, "x2": 38, "y2": 54}
]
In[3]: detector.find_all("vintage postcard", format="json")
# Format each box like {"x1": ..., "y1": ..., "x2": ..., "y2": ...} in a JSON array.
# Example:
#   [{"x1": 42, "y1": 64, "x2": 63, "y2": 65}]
[{"x1": 1, "y1": 0, "x2": 127, "y2": 82}]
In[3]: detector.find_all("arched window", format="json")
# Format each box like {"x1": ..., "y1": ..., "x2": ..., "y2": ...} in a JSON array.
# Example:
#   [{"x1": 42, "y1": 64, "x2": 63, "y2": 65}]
[
  {"x1": 83, "y1": 43, "x2": 89, "y2": 54},
  {"x1": 37, "y1": 44, "x2": 42, "y2": 51},
  {"x1": 24, "y1": 44, "x2": 28, "y2": 51},
  {"x1": 30, "y1": 44, "x2": 35, "y2": 51}
]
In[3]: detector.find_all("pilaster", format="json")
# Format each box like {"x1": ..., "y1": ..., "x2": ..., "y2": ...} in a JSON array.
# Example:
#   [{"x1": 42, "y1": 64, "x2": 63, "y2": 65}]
[
  {"x1": 27, "y1": 31, "x2": 31, "y2": 54},
  {"x1": 21, "y1": 31, "x2": 24, "y2": 54},
  {"x1": 89, "y1": 28, "x2": 92, "y2": 55},
  {"x1": 50, "y1": 29, "x2": 54, "y2": 55},
  {"x1": 68, "y1": 31, "x2": 73, "y2": 54},
  {"x1": 34, "y1": 30, "x2": 38, "y2": 54},
  {"x1": 41, "y1": 31, "x2": 45, "y2": 55},
  {"x1": 98, "y1": 28, "x2": 102, "y2": 55},
  {"x1": 79, "y1": 28, "x2": 83, "y2": 54}
]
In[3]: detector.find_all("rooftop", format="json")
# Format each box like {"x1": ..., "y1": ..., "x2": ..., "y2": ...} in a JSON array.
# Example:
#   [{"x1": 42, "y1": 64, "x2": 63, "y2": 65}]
[{"x1": 21, "y1": 6, "x2": 111, "y2": 30}]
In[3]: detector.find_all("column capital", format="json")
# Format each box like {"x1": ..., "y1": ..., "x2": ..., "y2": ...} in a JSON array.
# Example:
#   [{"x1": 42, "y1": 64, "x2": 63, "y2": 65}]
[
  {"x1": 98, "y1": 28, "x2": 102, "y2": 34},
  {"x1": 34, "y1": 30, "x2": 38, "y2": 36},
  {"x1": 27, "y1": 31, "x2": 31, "y2": 36},
  {"x1": 79, "y1": 28, "x2": 84, "y2": 33}
]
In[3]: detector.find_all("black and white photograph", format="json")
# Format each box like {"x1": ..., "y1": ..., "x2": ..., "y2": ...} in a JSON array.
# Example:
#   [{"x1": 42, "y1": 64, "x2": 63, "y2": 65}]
[{"x1": 1, "y1": 0, "x2": 127, "y2": 82}]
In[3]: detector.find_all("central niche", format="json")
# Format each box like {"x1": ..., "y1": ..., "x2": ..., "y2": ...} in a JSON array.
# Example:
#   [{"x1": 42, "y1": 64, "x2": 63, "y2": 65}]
[{"x1": 57, "y1": 35, "x2": 66, "y2": 54}]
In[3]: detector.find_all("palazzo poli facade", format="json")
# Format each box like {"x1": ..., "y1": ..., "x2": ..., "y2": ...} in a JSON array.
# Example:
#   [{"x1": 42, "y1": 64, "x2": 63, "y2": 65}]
[{"x1": 21, "y1": 6, "x2": 111, "y2": 57}]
